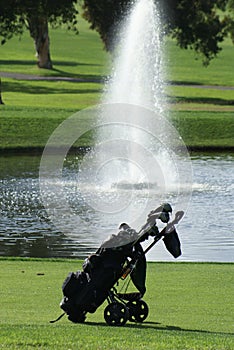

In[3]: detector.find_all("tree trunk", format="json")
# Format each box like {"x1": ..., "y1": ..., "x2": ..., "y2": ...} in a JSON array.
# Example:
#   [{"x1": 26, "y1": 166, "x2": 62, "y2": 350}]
[
  {"x1": 0, "y1": 78, "x2": 4, "y2": 105},
  {"x1": 27, "y1": 15, "x2": 53, "y2": 69}
]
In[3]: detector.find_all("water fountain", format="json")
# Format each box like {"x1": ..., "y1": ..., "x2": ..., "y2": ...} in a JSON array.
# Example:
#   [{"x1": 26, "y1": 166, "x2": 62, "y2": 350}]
[
  {"x1": 104, "y1": 0, "x2": 163, "y2": 110},
  {"x1": 39, "y1": 0, "x2": 192, "y2": 250},
  {"x1": 88, "y1": 0, "x2": 192, "y2": 227},
  {"x1": 97, "y1": 0, "x2": 167, "y2": 188}
]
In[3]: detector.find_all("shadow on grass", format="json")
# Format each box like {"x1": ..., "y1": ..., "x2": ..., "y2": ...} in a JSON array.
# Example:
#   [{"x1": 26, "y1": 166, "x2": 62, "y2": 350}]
[
  {"x1": 51, "y1": 67, "x2": 104, "y2": 80},
  {"x1": 2, "y1": 80, "x2": 102, "y2": 95},
  {"x1": 84, "y1": 320, "x2": 234, "y2": 336},
  {"x1": 167, "y1": 80, "x2": 234, "y2": 89},
  {"x1": 0, "y1": 59, "x2": 105, "y2": 82},
  {"x1": 167, "y1": 80, "x2": 203, "y2": 86},
  {"x1": 167, "y1": 96, "x2": 234, "y2": 106},
  {"x1": 0, "y1": 59, "x2": 38, "y2": 66},
  {"x1": 53, "y1": 61, "x2": 102, "y2": 67},
  {"x1": 0, "y1": 59, "x2": 101, "y2": 68},
  {"x1": 1, "y1": 72, "x2": 104, "y2": 82}
]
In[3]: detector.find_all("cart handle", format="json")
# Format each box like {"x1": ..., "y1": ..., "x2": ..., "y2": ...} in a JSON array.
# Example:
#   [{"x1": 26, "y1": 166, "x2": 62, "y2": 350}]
[{"x1": 143, "y1": 210, "x2": 184, "y2": 255}]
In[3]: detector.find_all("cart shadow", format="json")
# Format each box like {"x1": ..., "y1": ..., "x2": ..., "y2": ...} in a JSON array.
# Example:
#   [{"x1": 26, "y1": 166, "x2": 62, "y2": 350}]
[{"x1": 84, "y1": 321, "x2": 234, "y2": 336}]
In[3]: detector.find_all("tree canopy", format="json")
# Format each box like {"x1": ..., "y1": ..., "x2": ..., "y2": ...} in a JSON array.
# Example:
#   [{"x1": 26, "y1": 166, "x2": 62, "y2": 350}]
[
  {"x1": 82, "y1": 0, "x2": 234, "y2": 65},
  {"x1": 0, "y1": 0, "x2": 79, "y2": 68},
  {"x1": 82, "y1": 0, "x2": 131, "y2": 51},
  {"x1": 0, "y1": 0, "x2": 233, "y2": 67},
  {"x1": 0, "y1": 0, "x2": 79, "y2": 43}
]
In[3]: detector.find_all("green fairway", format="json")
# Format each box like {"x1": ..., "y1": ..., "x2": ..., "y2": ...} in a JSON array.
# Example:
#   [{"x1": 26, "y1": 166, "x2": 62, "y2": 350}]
[
  {"x1": 0, "y1": 13, "x2": 233, "y2": 151},
  {"x1": 0, "y1": 258, "x2": 233, "y2": 349},
  {"x1": 0, "y1": 16, "x2": 110, "y2": 78},
  {"x1": 164, "y1": 38, "x2": 234, "y2": 86}
]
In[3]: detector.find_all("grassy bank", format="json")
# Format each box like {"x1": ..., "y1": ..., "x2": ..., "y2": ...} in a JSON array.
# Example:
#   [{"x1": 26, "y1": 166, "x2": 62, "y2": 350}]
[
  {"x1": 0, "y1": 258, "x2": 233, "y2": 349},
  {"x1": 172, "y1": 111, "x2": 234, "y2": 150},
  {"x1": 0, "y1": 106, "x2": 233, "y2": 151},
  {"x1": 0, "y1": 15, "x2": 234, "y2": 151}
]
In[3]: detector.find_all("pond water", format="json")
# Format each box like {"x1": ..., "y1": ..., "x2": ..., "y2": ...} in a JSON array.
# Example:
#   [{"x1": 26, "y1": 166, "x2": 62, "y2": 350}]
[{"x1": 0, "y1": 153, "x2": 233, "y2": 262}]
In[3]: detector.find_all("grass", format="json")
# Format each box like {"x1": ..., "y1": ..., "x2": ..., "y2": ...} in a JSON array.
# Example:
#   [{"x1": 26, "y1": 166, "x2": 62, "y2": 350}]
[
  {"x1": 1, "y1": 79, "x2": 103, "y2": 109},
  {"x1": 0, "y1": 106, "x2": 96, "y2": 149},
  {"x1": 0, "y1": 258, "x2": 233, "y2": 349},
  {"x1": 0, "y1": 13, "x2": 234, "y2": 151},
  {"x1": 164, "y1": 38, "x2": 234, "y2": 86},
  {"x1": 0, "y1": 17, "x2": 110, "y2": 78},
  {"x1": 0, "y1": 107, "x2": 233, "y2": 150},
  {"x1": 165, "y1": 86, "x2": 234, "y2": 112},
  {"x1": 171, "y1": 111, "x2": 234, "y2": 149}
]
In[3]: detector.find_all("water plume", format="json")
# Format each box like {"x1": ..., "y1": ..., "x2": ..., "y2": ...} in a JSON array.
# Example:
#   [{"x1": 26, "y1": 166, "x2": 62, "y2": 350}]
[{"x1": 104, "y1": 0, "x2": 164, "y2": 111}]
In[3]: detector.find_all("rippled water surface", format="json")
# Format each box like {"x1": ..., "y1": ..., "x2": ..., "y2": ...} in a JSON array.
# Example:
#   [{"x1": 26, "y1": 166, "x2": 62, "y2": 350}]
[{"x1": 0, "y1": 154, "x2": 233, "y2": 261}]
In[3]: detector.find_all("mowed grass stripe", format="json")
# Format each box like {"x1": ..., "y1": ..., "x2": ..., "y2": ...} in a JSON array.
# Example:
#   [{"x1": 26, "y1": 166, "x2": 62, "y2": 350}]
[{"x1": 0, "y1": 259, "x2": 233, "y2": 349}]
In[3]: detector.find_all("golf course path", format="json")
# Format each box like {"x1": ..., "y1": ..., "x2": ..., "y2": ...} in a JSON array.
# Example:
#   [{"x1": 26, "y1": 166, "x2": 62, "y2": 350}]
[{"x1": 1, "y1": 71, "x2": 234, "y2": 90}]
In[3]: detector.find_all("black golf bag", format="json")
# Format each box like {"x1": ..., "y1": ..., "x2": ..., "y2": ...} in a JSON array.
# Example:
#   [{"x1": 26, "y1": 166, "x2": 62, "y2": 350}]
[
  {"x1": 60, "y1": 240, "x2": 146, "y2": 323},
  {"x1": 55, "y1": 207, "x2": 183, "y2": 326}
]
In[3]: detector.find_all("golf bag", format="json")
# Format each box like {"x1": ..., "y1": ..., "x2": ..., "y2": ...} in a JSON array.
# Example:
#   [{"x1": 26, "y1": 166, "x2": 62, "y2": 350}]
[{"x1": 52, "y1": 205, "x2": 183, "y2": 326}]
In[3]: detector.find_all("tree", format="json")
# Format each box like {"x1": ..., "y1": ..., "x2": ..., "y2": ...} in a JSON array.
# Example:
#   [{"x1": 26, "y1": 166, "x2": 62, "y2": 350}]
[
  {"x1": 0, "y1": 0, "x2": 79, "y2": 69},
  {"x1": 27, "y1": 9, "x2": 53, "y2": 69},
  {"x1": 82, "y1": 0, "x2": 234, "y2": 65},
  {"x1": 0, "y1": 1, "x2": 25, "y2": 45},
  {"x1": 82, "y1": 0, "x2": 131, "y2": 51},
  {"x1": 0, "y1": 78, "x2": 4, "y2": 105},
  {"x1": 163, "y1": 0, "x2": 233, "y2": 65},
  {"x1": 226, "y1": 0, "x2": 234, "y2": 41}
]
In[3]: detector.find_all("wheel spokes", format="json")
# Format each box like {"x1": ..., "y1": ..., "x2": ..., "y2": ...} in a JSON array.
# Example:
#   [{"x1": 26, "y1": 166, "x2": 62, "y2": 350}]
[
  {"x1": 126, "y1": 300, "x2": 149, "y2": 322},
  {"x1": 104, "y1": 302, "x2": 129, "y2": 326}
]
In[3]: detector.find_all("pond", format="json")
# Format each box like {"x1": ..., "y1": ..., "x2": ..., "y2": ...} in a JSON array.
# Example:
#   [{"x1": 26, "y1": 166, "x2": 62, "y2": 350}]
[{"x1": 0, "y1": 153, "x2": 233, "y2": 262}]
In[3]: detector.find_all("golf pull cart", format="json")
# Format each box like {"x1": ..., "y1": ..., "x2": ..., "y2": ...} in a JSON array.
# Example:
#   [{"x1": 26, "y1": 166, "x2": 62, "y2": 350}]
[{"x1": 52, "y1": 205, "x2": 184, "y2": 326}]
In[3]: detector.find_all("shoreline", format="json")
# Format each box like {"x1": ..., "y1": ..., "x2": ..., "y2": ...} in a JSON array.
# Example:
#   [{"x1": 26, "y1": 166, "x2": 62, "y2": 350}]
[
  {"x1": 0, "y1": 145, "x2": 234, "y2": 156},
  {"x1": 0, "y1": 256, "x2": 233, "y2": 264}
]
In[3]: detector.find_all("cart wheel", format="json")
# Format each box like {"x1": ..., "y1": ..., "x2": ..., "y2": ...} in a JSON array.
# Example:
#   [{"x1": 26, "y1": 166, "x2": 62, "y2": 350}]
[
  {"x1": 104, "y1": 302, "x2": 129, "y2": 326},
  {"x1": 126, "y1": 300, "x2": 149, "y2": 323}
]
